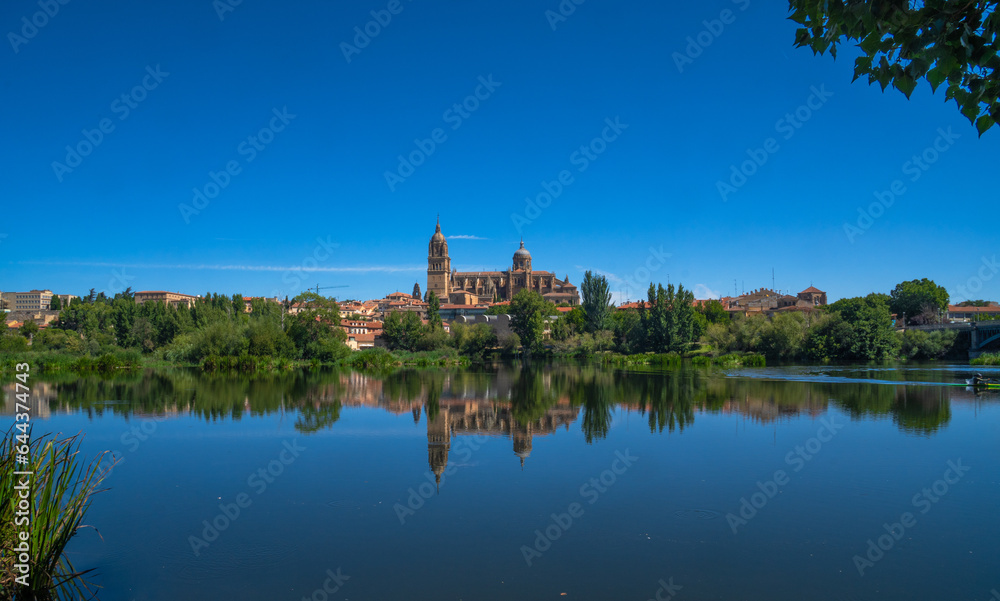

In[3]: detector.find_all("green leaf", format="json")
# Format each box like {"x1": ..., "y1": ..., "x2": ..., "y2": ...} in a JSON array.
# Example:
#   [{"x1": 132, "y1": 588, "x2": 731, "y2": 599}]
[
  {"x1": 926, "y1": 66, "x2": 948, "y2": 92},
  {"x1": 975, "y1": 114, "x2": 995, "y2": 136},
  {"x1": 961, "y1": 100, "x2": 980, "y2": 123},
  {"x1": 894, "y1": 74, "x2": 917, "y2": 98},
  {"x1": 859, "y1": 32, "x2": 882, "y2": 55}
]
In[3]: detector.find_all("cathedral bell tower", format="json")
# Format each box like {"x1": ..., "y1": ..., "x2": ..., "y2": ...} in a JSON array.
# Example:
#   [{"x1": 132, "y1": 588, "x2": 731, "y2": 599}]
[{"x1": 427, "y1": 217, "x2": 451, "y2": 300}]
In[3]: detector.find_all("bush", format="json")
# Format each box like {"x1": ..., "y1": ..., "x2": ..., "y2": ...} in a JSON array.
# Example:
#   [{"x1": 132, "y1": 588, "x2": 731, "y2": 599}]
[
  {"x1": 899, "y1": 329, "x2": 958, "y2": 360},
  {"x1": 971, "y1": 352, "x2": 1000, "y2": 366},
  {"x1": 344, "y1": 347, "x2": 397, "y2": 370}
]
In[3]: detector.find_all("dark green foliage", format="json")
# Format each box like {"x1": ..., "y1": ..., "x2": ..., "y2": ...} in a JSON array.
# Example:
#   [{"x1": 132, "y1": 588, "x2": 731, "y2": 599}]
[
  {"x1": 899, "y1": 329, "x2": 959, "y2": 360},
  {"x1": 789, "y1": 0, "x2": 1000, "y2": 134},
  {"x1": 640, "y1": 283, "x2": 697, "y2": 353},
  {"x1": 20, "y1": 320, "x2": 39, "y2": 339},
  {"x1": 581, "y1": 271, "x2": 612, "y2": 333},
  {"x1": 382, "y1": 311, "x2": 426, "y2": 352},
  {"x1": 809, "y1": 294, "x2": 900, "y2": 361},
  {"x1": 509, "y1": 289, "x2": 556, "y2": 353},
  {"x1": 889, "y1": 278, "x2": 950, "y2": 324},
  {"x1": 426, "y1": 291, "x2": 442, "y2": 331}
]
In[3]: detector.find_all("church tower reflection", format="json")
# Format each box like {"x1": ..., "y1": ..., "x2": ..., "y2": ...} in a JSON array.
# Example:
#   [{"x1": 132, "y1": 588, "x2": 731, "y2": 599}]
[{"x1": 424, "y1": 400, "x2": 577, "y2": 479}]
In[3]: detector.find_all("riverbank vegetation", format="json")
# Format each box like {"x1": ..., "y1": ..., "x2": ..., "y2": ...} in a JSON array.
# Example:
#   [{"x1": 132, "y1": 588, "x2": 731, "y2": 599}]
[
  {"x1": 971, "y1": 352, "x2": 1000, "y2": 366},
  {"x1": 1, "y1": 429, "x2": 111, "y2": 599},
  {"x1": 2, "y1": 274, "x2": 989, "y2": 372}
]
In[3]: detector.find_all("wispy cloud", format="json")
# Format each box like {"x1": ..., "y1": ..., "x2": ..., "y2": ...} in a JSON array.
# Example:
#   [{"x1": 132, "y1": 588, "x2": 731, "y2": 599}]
[
  {"x1": 21, "y1": 261, "x2": 422, "y2": 273},
  {"x1": 693, "y1": 283, "x2": 721, "y2": 299},
  {"x1": 448, "y1": 234, "x2": 488, "y2": 240},
  {"x1": 575, "y1": 265, "x2": 624, "y2": 286}
]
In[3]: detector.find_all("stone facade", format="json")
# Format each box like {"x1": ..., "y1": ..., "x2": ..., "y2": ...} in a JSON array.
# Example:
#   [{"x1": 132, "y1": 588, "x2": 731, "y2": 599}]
[{"x1": 426, "y1": 219, "x2": 580, "y2": 305}]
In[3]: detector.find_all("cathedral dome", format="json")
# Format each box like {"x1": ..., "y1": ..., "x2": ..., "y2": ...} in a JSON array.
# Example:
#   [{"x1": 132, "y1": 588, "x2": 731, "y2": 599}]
[{"x1": 513, "y1": 240, "x2": 531, "y2": 259}]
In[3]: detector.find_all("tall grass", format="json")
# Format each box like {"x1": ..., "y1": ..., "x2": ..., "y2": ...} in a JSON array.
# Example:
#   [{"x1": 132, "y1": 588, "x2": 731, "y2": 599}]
[
  {"x1": 692, "y1": 352, "x2": 766, "y2": 367},
  {"x1": 0, "y1": 350, "x2": 141, "y2": 375},
  {"x1": 1, "y1": 428, "x2": 113, "y2": 600},
  {"x1": 600, "y1": 353, "x2": 683, "y2": 367},
  {"x1": 971, "y1": 352, "x2": 1000, "y2": 366}
]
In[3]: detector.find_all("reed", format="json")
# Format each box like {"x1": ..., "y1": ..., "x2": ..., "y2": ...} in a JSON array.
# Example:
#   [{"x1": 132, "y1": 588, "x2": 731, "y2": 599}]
[{"x1": 1, "y1": 428, "x2": 113, "y2": 600}]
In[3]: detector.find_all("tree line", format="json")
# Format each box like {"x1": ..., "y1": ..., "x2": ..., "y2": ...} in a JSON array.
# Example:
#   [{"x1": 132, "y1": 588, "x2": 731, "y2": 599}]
[{"x1": 1, "y1": 289, "x2": 350, "y2": 365}]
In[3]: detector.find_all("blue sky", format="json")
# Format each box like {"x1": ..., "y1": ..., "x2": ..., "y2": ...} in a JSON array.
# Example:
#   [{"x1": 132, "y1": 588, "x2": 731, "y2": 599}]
[{"x1": 2, "y1": 0, "x2": 997, "y2": 305}]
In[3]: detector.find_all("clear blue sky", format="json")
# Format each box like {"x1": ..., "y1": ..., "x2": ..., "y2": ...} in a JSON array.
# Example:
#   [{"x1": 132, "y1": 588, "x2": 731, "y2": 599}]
[{"x1": 2, "y1": 0, "x2": 997, "y2": 305}]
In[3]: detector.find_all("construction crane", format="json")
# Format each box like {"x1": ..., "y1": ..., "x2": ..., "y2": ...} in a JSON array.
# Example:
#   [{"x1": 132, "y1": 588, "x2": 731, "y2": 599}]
[{"x1": 313, "y1": 284, "x2": 348, "y2": 295}]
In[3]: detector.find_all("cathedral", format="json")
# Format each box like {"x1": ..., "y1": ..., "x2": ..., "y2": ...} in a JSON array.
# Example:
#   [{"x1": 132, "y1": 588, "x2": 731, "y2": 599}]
[{"x1": 427, "y1": 219, "x2": 580, "y2": 306}]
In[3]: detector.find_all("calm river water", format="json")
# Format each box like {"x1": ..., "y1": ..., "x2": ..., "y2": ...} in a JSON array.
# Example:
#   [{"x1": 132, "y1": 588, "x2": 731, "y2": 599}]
[{"x1": 4, "y1": 363, "x2": 999, "y2": 601}]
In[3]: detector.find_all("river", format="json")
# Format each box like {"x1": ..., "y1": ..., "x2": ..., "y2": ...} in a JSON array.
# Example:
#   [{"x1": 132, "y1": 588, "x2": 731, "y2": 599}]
[{"x1": 4, "y1": 362, "x2": 998, "y2": 600}]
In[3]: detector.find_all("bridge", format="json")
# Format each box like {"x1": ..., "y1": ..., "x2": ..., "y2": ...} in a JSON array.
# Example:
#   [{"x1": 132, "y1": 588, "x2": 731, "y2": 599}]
[{"x1": 903, "y1": 321, "x2": 1000, "y2": 358}]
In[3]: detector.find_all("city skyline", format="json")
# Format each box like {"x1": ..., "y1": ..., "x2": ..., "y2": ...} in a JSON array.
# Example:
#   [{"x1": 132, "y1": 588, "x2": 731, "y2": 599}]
[{"x1": 3, "y1": 0, "x2": 998, "y2": 305}]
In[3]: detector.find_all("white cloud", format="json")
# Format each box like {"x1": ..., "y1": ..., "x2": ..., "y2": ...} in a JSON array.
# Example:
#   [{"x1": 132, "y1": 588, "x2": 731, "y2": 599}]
[
  {"x1": 693, "y1": 283, "x2": 721, "y2": 299},
  {"x1": 574, "y1": 265, "x2": 624, "y2": 286},
  {"x1": 447, "y1": 235, "x2": 488, "y2": 240},
  {"x1": 22, "y1": 261, "x2": 423, "y2": 273}
]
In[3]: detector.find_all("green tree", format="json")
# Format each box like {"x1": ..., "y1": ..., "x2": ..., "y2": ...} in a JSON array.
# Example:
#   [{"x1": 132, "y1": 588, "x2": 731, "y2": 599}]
[
  {"x1": 889, "y1": 278, "x2": 949, "y2": 324},
  {"x1": 485, "y1": 303, "x2": 509, "y2": 315},
  {"x1": 381, "y1": 310, "x2": 425, "y2": 351},
  {"x1": 20, "y1": 320, "x2": 39, "y2": 340},
  {"x1": 49, "y1": 295, "x2": 61, "y2": 311},
  {"x1": 697, "y1": 299, "x2": 730, "y2": 324},
  {"x1": 826, "y1": 293, "x2": 901, "y2": 360},
  {"x1": 581, "y1": 271, "x2": 612, "y2": 333},
  {"x1": 760, "y1": 311, "x2": 807, "y2": 360},
  {"x1": 457, "y1": 322, "x2": 498, "y2": 359},
  {"x1": 957, "y1": 299, "x2": 991, "y2": 307},
  {"x1": 426, "y1": 291, "x2": 442, "y2": 331},
  {"x1": 509, "y1": 289, "x2": 555, "y2": 353},
  {"x1": 640, "y1": 283, "x2": 697, "y2": 353},
  {"x1": 789, "y1": 0, "x2": 1000, "y2": 134},
  {"x1": 286, "y1": 292, "x2": 348, "y2": 361}
]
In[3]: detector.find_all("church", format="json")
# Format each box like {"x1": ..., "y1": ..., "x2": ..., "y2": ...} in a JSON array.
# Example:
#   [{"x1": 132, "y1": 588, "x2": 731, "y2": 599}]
[{"x1": 427, "y1": 219, "x2": 580, "y2": 306}]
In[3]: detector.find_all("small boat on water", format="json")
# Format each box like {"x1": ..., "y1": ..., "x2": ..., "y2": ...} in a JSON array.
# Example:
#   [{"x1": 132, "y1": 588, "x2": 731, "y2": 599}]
[{"x1": 965, "y1": 374, "x2": 1000, "y2": 388}]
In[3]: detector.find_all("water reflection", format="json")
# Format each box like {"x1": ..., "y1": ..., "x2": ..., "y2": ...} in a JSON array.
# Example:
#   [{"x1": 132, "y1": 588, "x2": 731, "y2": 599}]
[{"x1": 2, "y1": 364, "x2": 992, "y2": 451}]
